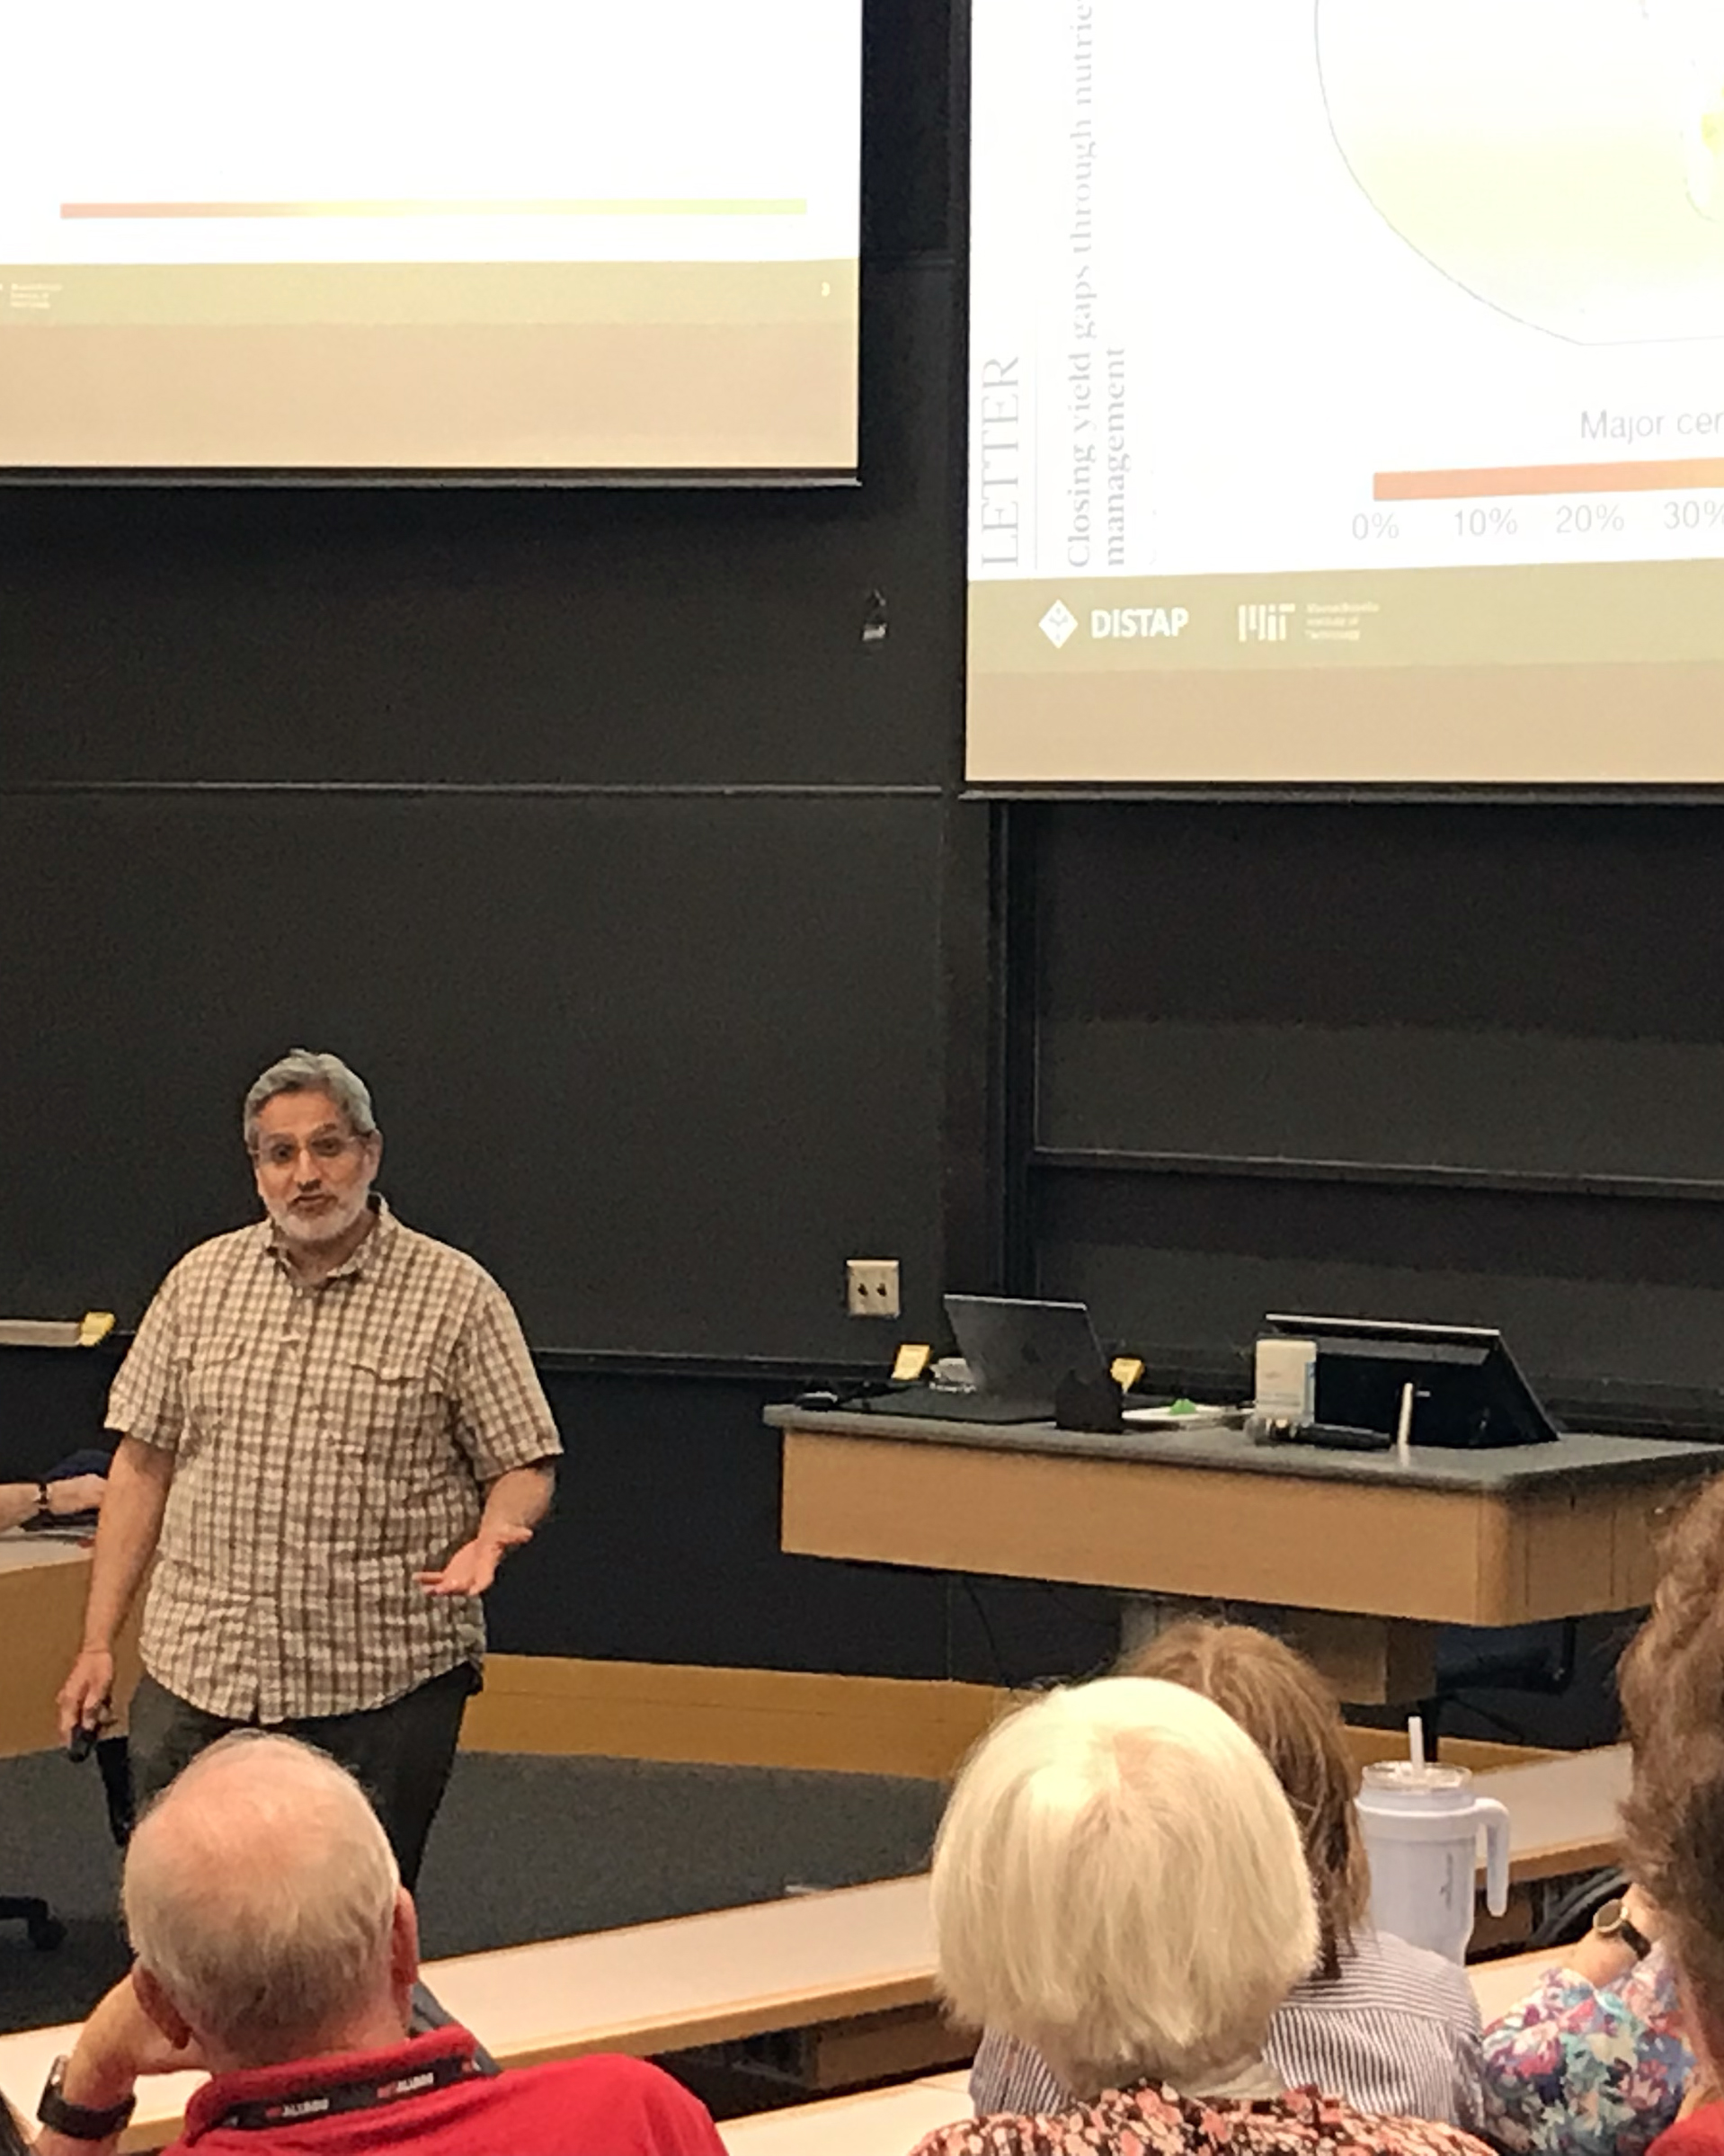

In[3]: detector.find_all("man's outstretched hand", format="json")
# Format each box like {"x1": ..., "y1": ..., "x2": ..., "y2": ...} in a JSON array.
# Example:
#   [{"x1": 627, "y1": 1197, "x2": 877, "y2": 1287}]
[{"x1": 415, "y1": 1525, "x2": 532, "y2": 1599}]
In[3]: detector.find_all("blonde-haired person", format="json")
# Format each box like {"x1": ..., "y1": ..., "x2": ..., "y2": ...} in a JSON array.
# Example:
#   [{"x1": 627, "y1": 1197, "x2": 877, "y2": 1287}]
[
  {"x1": 911, "y1": 1675, "x2": 1490, "y2": 2156},
  {"x1": 970, "y1": 1624, "x2": 1484, "y2": 2132}
]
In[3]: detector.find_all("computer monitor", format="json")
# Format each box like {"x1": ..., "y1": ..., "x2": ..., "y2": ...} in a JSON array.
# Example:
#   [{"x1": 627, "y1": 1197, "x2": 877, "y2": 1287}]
[
  {"x1": 1263, "y1": 1314, "x2": 1560, "y2": 1449},
  {"x1": 944, "y1": 1295, "x2": 1112, "y2": 1414}
]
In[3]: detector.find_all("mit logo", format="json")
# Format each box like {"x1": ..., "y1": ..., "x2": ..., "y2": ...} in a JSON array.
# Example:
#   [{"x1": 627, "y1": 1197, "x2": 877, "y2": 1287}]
[{"x1": 1238, "y1": 601, "x2": 1296, "y2": 644}]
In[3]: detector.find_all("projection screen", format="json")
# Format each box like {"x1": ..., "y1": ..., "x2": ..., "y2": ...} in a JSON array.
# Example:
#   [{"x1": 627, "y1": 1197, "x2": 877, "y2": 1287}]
[
  {"x1": 0, "y1": 1, "x2": 860, "y2": 478},
  {"x1": 967, "y1": 0, "x2": 1724, "y2": 785}
]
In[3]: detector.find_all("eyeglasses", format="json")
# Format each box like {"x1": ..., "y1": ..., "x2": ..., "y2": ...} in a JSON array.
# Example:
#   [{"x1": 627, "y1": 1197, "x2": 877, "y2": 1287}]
[{"x1": 253, "y1": 1132, "x2": 367, "y2": 1172}]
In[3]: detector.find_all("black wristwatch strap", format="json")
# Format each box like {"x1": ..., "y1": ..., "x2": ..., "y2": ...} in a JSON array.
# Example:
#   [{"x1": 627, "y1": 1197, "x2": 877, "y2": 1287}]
[
  {"x1": 38, "y1": 2054, "x2": 138, "y2": 2140},
  {"x1": 33, "y1": 1479, "x2": 51, "y2": 1521},
  {"x1": 1593, "y1": 1897, "x2": 1654, "y2": 1959}
]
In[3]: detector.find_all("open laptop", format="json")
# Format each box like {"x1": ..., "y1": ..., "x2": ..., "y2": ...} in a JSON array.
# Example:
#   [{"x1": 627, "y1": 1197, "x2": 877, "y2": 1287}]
[
  {"x1": 945, "y1": 1294, "x2": 1115, "y2": 1416},
  {"x1": 837, "y1": 1295, "x2": 1114, "y2": 1423},
  {"x1": 847, "y1": 1295, "x2": 1104, "y2": 1423}
]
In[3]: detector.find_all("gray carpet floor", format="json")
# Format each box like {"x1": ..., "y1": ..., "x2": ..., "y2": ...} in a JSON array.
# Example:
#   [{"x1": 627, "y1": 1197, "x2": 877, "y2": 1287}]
[{"x1": 0, "y1": 1750, "x2": 944, "y2": 2035}]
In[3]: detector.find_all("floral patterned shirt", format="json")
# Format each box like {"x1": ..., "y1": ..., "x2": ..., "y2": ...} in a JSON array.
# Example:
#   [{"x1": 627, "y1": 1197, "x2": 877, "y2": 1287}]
[
  {"x1": 909, "y1": 2080, "x2": 1494, "y2": 2156},
  {"x1": 1480, "y1": 1943, "x2": 1691, "y2": 2156}
]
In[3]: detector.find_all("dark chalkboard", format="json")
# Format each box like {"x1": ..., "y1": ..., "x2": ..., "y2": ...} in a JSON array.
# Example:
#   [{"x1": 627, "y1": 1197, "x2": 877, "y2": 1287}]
[
  {"x1": 1027, "y1": 800, "x2": 1724, "y2": 1420},
  {"x1": 0, "y1": 790, "x2": 947, "y2": 1359}
]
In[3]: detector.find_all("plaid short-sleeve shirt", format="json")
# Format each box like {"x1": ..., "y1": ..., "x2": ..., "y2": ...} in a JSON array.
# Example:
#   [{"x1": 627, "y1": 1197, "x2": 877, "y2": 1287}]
[{"x1": 107, "y1": 1198, "x2": 562, "y2": 1722}]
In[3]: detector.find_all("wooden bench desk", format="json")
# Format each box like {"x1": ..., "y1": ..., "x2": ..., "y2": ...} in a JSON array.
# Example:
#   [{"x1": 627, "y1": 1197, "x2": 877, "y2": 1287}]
[
  {"x1": 719, "y1": 2070, "x2": 973, "y2": 2153},
  {"x1": 1471, "y1": 1743, "x2": 1630, "y2": 1884}
]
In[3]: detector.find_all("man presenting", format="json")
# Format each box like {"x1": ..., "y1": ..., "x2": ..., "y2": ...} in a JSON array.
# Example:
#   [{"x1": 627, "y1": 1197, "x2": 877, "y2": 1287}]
[{"x1": 57, "y1": 1050, "x2": 560, "y2": 1887}]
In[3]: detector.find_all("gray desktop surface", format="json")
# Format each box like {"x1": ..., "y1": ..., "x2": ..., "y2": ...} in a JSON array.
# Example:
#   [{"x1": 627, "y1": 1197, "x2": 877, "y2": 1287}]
[{"x1": 764, "y1": 1404, "x2": 1724, "y2": 1495}]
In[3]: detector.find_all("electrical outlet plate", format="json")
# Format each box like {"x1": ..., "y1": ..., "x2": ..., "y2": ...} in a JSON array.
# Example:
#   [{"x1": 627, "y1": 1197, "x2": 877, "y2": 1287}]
[{"x1": 846, "y1": 1258, "x2": 901, "y2": 1318}]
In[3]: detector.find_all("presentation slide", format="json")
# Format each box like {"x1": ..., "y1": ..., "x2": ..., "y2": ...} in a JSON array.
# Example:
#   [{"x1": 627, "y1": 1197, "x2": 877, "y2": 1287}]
[
  {"x1": 968, "y1": 0, "x2": 1724, "y2": 784},
  {"x1": 0, "y1": 1, "x2": 860, "y2": 475}
]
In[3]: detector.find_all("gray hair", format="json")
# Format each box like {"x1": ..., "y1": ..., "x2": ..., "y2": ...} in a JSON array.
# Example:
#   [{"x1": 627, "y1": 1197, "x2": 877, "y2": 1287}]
[
  {"x1": 243, "y1": 1050, "x2": 378, "y2": 1152},
  {"x1": 931, "y1": 1676, "x2": 1317, "y2": 2099},
  {"x1": 124, "y1": 1733, "x2": 399, "y2": 2066}
]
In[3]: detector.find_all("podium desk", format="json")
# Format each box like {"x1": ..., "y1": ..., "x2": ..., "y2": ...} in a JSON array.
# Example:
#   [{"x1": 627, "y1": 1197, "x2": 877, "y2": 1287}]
[{"x1": 771, "y1": 1409, "x2": 1724, "y2": 1702}]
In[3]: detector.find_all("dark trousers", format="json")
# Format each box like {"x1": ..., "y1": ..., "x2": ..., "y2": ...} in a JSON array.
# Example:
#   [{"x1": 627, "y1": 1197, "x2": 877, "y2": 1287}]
[{"x1": 128, "y1": 1662, "x2": 476, "y2": 1891}]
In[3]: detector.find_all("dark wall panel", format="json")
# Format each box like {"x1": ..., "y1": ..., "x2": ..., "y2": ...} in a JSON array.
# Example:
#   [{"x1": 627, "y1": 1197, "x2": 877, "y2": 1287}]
[
  {"x1": 860, "y1": 0, "x2": 955, "y2": 259},
  {"x1": 1038, "y1": 801, "x2": 1724, "y2": 1185},
  {"x1": 1030, "y1": 799, "x2": 1724, "y2": 1423},
  {"x1": 0, "y1": 791, "x2": 946, "y2": 1358},
  {"x1": 1035, "y1": 1166, "x2": 1724, "y2": 1419}
]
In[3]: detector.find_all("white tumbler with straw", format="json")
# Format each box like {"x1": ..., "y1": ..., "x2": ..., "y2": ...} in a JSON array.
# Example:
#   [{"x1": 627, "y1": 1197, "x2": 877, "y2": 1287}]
[{"x1": 1355, "y1": 1717, "x2": 1512, "y2": 1964}]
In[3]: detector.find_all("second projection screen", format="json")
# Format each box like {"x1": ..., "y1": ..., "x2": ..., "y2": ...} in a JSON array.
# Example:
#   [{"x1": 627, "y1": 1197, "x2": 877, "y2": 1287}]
[{"x1": 968, "y1": 0, "x2": 1724, "y2": 783}]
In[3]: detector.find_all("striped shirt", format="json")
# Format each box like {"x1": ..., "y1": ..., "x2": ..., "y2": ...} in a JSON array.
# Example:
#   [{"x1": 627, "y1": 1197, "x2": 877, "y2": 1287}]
[
  {"x1": 971, "y1": 1929, "x2": 1484, "y2": 2134},
  {"x1": 107, "y1": 1198, "x2": 561, "y2": 1722}
]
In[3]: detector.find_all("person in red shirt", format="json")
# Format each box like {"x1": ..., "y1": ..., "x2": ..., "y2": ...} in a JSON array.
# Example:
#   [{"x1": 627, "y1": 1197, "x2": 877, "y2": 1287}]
[{"x1": 30, "y1": 1731, "x2": 724, "y2": 2156}]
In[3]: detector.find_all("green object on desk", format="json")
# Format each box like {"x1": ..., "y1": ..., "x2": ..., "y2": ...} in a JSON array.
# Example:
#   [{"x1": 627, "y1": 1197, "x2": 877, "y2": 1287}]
[{"x1": 1166, "y1": 1397, "x2": 1199, "y2": 1416}]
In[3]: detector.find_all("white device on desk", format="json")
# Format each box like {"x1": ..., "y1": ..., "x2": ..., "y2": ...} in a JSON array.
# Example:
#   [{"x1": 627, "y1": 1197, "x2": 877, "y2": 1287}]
[
  {"x1": 1254, "y1": 1337, "x2": 1317, "y2": 1426},
  {"x1": 1249, "y1": 1332, "x2": 1397, "y2": 1454}
]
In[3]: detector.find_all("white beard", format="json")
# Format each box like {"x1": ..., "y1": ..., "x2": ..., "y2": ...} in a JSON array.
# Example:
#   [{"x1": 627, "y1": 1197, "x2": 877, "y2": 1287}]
[{"x1": 266, "y1": 1183, "x2": 372, "y2": 1250}]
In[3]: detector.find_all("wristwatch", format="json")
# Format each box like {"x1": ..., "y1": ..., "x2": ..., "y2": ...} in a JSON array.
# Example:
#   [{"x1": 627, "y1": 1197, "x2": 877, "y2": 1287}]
[
  {"x1": 37, "y1": 2054, "x2": 137, "y2": 2140},
  {"x1": 1592, "y1": 1896, "x2": 1653, "y2": 1959},
  {"x1": 31, "y1": 1479, "x2": 51, "y2": 1523}
]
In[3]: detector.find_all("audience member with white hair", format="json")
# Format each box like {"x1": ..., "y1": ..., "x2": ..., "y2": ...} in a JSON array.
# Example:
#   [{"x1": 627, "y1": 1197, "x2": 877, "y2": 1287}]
[
  {"x1": 972, "y1": 1624, "x2": 1483, "y2": 2131},
  {"x1": 908, "y1": 1677, "x2": 1492, "y2": 2156},
  {"x1": 30, "y1": 1732, "x2": 724, "y2": 2156}
]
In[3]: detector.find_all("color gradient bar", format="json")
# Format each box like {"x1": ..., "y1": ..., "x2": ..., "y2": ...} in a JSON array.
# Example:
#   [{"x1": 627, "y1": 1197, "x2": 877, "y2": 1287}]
[
  {"x1": 60, "y1": 198, "x2": 805, "y2": 220},
  {"x1": 1375, "y1": 458, "x2": 1724, "y2": 500}
]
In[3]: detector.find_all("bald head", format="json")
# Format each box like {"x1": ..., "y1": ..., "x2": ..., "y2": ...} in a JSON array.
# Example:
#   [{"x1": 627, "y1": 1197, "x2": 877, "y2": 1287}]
[{"x1": 124, "y1": 1734, "x2": 403, "y2": 2068}]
